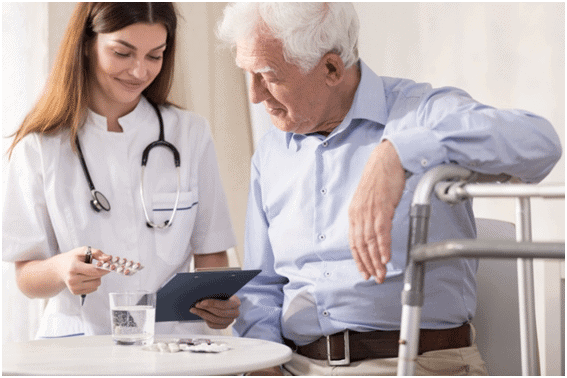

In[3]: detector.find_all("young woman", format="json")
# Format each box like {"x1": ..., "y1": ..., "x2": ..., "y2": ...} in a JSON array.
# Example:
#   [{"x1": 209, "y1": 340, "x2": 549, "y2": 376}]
[{"x1": 3, "y1": 2, "x2": 240, "y2": 338}]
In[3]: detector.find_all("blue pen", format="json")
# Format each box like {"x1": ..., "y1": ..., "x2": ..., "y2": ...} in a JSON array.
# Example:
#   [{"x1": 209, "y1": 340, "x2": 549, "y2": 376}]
[{"x1": 81, "y1": 246, "x2": 92, "y2": 306}]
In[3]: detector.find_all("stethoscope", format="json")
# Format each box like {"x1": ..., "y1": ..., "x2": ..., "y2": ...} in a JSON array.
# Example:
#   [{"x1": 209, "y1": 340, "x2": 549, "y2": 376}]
[{"x1": 76, "y1": 101, "x2": 181, "y2": 228}]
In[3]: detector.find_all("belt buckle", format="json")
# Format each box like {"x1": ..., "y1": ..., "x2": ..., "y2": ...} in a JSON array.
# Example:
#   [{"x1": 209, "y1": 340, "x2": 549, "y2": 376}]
[{"x1": 326, "y1": 330, "x2": 350, "y2": 366}]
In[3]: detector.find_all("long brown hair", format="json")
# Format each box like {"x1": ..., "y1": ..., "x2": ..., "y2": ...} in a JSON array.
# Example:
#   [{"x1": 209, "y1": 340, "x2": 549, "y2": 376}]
[{"x1": 8, "y1": 2, "x2": 178, "y2": 157}]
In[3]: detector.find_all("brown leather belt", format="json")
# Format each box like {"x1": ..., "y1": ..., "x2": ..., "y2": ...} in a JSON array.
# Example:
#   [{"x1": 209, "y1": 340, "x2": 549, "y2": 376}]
[{"x1": 284, "y1": 323, "x2": 471, "y2": 365}]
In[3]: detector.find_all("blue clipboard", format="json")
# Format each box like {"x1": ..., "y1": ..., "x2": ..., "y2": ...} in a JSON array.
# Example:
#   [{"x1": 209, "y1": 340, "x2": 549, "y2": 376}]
[{"x1": 156, "y1": 269, "x2": 261, "y2": 322}]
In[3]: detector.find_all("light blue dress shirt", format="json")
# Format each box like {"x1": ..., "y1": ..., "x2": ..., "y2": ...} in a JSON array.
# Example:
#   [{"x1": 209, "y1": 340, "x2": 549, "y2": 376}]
[{"x1": 234, "y1": 60, "x2": 562, "y2": 346}]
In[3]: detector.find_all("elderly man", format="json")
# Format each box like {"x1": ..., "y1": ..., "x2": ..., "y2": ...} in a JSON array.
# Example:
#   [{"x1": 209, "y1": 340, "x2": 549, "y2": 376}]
[{"x1": 217, "y1": 3, "x2": 561, "y2": 375}]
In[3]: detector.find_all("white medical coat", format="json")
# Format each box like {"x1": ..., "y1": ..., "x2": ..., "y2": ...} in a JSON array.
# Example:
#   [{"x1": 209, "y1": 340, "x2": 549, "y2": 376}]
[{"x1": 2, "y1": 97, "x2": 236, "y2": 338}]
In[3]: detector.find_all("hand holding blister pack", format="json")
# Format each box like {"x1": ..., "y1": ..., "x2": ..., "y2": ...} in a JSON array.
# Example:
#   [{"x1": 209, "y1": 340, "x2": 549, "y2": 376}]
[{"x1": 93, "y1": 256, "x2": 144, "y2": 276}]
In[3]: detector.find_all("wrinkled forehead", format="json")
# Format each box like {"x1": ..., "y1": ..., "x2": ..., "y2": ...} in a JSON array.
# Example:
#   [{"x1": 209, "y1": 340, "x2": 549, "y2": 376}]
[{"x1": 235, "y1": 34, "x2": 285, "y2": 73}]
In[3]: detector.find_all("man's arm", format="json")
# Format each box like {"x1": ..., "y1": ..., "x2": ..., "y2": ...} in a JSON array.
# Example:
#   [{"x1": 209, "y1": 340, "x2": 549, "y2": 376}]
[
  {"x1": 232, "y1": 156, "x2": 286, "y2": 344},
  {"x1": 348, "y1": 140, "x2": 405, "y2": 283},
  {"x1": 349, "y1": 87, "x2": 562, "y2": 282}
]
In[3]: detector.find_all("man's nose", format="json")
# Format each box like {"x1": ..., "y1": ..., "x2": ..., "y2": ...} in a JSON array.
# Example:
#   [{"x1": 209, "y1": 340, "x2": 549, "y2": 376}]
[{"x1": 249, "y1": 73, "x2": 270, "y2": 104}]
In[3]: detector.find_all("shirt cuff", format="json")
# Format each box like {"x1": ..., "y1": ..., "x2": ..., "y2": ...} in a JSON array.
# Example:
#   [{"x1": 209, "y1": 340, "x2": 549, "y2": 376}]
[{"x1": 382, "y1": 128, "x2": 447, "y2": 175}]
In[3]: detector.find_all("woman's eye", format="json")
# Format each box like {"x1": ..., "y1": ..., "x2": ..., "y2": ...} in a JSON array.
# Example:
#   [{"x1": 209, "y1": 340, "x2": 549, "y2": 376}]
[
  {"x1": 148, "y1": 55, "x2": 163, "y2": 61},
  {"x1": 114, "y1": 51, "x2": 130, "y2": 58}
]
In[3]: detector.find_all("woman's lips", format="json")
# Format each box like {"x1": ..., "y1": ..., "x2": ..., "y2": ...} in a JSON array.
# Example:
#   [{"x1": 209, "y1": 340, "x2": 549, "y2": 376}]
[{"x1": 116, "y1": 78, "x2": 145, "y2": 91}]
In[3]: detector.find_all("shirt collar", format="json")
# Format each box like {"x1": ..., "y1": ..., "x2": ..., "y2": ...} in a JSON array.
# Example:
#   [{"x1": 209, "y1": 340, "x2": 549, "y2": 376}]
[
  {"x1": 286, "y1": 59, "x2": 387, "y2": 149},
  {"x1": 86, "y1": 96, "x2": 154, "y2": 133}
]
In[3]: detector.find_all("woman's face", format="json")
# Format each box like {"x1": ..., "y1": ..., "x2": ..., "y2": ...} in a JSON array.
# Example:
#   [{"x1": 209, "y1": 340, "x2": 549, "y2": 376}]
[{"x1": 88, "y1": 22, "x2": 167, "y2": 116}]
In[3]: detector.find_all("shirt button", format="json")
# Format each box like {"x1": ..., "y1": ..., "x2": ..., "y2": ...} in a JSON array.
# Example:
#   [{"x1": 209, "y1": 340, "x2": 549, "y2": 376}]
[
  {"x1": 322, "y1": 311, "x2": 330, "y2": 317},
  {"x1": 322, "y1": 141, "x2": 328, "y2": 147},
  {"x1": 325, "y1": 272, "x2": 331, "y2": 277},
  {"x1": 321, "y1": 188, "x2": 327, "y2": 195},
  {"x1": 319, "y1": 234, "x2": 326, "y2": 241},
  {"x1": 421, "y1": 159, "x2": 428, "y2": 167}
]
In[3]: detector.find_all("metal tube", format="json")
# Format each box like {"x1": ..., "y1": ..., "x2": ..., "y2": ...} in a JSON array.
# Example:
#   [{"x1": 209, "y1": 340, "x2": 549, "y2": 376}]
[
  {"x1": 397, "y1": 305, "x2": 422, "y2": 375},
  {"x1": 454, "y1": 183, "x2": 565, "y2": 199},
  {"x1": 410, "y1": 240, "x2": 564, "y2": 262},
  {"x1": 516, "y1": 197, "x2": 540, "y2": 376},
  {"x1": 413, "y1": 165, "x2": 473, "y2": 205}
]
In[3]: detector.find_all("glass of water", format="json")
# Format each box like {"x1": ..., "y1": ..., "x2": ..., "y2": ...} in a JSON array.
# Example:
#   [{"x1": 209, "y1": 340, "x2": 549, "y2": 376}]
[{"x1": 109, "y1": 291, "x2": 156, "y2": 346}]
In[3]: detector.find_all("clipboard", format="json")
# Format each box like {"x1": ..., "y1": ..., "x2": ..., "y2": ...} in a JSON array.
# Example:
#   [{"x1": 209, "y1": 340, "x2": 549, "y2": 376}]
[{"x1": 156, "y1": 269, "x2": 261, "y2": 322}]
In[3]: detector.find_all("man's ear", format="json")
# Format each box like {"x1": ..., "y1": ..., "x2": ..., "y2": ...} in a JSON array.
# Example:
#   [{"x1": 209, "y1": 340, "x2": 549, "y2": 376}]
[{"x1": 323, "y1": 53, "x2": 345, "y2": 87}]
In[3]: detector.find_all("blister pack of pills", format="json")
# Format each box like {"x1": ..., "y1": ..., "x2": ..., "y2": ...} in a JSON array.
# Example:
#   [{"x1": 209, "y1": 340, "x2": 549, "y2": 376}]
[
  {"x1": 143, "y1": 338, "x2": 232, "y2": 353},
  {"x1": 92, "y1": 256, "x2": 144, "y2": 276}
]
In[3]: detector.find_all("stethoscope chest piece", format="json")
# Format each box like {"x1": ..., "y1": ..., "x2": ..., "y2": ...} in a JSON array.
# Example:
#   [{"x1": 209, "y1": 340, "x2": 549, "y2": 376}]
[{"x1": 90, "y1": 190, "x2": 111, "y2": 212}]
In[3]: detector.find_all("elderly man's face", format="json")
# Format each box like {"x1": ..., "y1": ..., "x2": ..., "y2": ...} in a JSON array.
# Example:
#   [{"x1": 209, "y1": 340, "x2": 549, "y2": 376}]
[{"x1": 236, "y1": 34, "x2": 336, "y2": 135}]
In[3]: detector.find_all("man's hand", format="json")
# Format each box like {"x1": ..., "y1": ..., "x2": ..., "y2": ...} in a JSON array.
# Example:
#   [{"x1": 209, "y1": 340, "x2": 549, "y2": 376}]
[
  {"x1": 190, "y1": 295, "x2": 241, "y2": 329},
  {"x1": 348, "y1": 140, "x2": 406, "y2": 283}
]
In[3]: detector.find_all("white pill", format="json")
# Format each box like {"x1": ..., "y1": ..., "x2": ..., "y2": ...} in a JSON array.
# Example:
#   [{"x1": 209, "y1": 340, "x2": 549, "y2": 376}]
[{"x1": 157, "y1": 342, "x2": 168, "y2": 352}]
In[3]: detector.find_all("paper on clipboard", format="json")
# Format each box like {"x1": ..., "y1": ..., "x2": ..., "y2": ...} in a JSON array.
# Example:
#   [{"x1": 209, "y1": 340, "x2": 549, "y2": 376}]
[{"x1": 155, "y1": 269, "x2": 261, "y2": 322}]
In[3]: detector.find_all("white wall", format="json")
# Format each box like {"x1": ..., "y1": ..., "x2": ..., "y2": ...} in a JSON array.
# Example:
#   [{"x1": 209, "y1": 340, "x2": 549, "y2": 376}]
[{"x1": 354, "y1": 3, "x2": 564, "y2": 375}]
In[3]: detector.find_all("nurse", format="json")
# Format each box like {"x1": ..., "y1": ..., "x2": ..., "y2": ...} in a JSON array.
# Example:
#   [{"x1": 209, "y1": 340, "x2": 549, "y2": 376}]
[{"x1": 3, "y1": 3, "x2": 240, "y2": 338}]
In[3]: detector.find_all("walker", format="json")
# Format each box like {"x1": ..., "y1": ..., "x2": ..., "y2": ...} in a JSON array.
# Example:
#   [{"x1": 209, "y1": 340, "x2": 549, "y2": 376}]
[{"x1": 396, "y1": 164, "x2": 565, "y2": 376}]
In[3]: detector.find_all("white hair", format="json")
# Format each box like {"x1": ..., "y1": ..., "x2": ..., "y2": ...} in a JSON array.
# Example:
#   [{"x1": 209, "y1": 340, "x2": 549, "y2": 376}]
[{"x1": 217, "y1": 2, "x2": 360, "y2": 74}]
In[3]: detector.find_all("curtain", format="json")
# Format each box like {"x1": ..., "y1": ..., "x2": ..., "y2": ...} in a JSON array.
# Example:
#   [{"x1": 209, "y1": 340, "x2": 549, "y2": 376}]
[
  {"x1": 171, "y1": 3, "x2": 253, "y2": 265},
  {"x1": 2, "y1": 2, "x2": 50, "y2": 344}
]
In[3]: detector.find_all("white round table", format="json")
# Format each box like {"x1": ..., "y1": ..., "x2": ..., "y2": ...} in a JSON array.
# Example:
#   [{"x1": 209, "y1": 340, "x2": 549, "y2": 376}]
[{"x1": 2, "y1": 334, "x2": 292, "y2": 375}]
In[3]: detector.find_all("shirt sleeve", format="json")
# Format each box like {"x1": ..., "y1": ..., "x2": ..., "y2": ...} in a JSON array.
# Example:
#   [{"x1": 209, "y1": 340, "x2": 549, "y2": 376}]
[
  {"x1": 382, "y1": 85, "x2": 562, "y2": 183},
  {"x1": 232, "y1": 153, "x2": 286, "y2": 344},
  {"x1": 2, "y1": 134, "x2": 59, "y2": 262},
  {"x1": 189, "y1": 120, "x2": 237, "y2": 255}
]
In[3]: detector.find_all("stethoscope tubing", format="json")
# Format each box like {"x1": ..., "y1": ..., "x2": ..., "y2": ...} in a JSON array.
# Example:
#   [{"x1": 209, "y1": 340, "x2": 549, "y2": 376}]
[{"x1": 76, "y1": 100, "x2": 181, "y2": 227}]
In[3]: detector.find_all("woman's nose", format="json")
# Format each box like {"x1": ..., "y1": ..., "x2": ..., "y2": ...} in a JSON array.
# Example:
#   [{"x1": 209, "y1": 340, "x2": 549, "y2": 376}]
[{"x1": 129, "y1": 60, "x2": 148, "y2": 80}]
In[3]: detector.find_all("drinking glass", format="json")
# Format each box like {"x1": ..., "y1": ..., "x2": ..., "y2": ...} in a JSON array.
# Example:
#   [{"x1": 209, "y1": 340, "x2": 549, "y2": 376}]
[{"x1": 109, "y1": 291, "x2": 156, "y2": 346}]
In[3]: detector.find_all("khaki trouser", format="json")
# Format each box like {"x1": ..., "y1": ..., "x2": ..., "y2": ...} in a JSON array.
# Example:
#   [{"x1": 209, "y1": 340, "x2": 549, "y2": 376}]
[
  {"x1": 282, "y1": 343, "x2": 488, "y2": 376},
  {"x1": 283, "y1": 326, "x2": 488, "y2": 377}
]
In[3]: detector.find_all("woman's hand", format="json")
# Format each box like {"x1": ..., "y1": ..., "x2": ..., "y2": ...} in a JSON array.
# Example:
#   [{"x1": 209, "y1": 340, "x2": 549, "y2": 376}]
[
  {"x1": 52, "y1": 246, "x2": 112, "y2": 296},
  {"x1": 189, "y1": 295, "x2": 241, "y2": 329}
]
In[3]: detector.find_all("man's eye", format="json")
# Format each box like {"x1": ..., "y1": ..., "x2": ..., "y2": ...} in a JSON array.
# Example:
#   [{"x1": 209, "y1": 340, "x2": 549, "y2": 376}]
[{"x1": 263, "y1": 76, "x2": 278, "y2": 83}]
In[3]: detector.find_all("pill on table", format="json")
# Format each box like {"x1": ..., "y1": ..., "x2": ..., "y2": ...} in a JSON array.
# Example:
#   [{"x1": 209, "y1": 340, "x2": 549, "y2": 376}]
[
  {"x1": 157, "y1": 342, "x2": 167, "y2": 352},
  {"x1": 168, "y1": 343, "x2": 180, "y2": 353}
]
